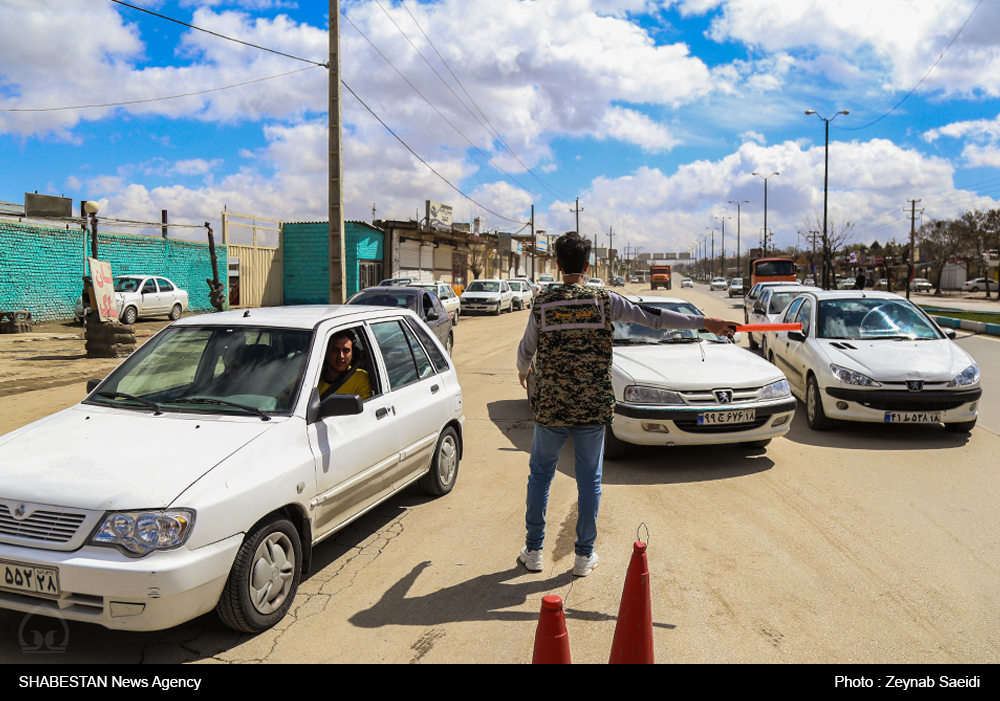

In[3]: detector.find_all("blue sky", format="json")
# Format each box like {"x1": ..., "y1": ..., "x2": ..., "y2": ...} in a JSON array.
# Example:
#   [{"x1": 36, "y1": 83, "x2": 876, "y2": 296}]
[{"x1": 2, "y1": 0, "x2": 1000, "y2": 260}]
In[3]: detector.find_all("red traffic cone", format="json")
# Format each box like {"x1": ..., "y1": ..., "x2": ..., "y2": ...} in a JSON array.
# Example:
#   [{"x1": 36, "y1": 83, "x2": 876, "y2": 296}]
[
  {"x1": 609, "y1": 540, "x2": 654, "y2": 664},
  {"x1": 532, "y1": 594, "x2": 571, "y2": 664}
]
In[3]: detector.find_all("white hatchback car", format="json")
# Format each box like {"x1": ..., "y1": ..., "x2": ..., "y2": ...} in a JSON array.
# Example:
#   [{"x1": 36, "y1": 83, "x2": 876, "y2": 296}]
[
  {"x1": 0, "y1": 306, "x2": 464, "y2": 633},
  {"x1": 765, "y1": 290, "x2": 981, "y2": 432},
  {"x1": 508, "y1": 280, "x2": 534, "y2": 310},
  {"x1": 598, "y1": 297, "x2": 796, "y2": 456},
  {"x1": 75, "y1": 275, "x2": 189, "y2": 324}
]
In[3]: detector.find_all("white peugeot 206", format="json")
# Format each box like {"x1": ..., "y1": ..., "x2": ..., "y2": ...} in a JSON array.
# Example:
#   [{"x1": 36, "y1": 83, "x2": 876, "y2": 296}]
[
  {"x1": 600, "y1": 296, "x2": 796, "y2": 457},
  {"x1": 0, "y1": 306, "x2": 464, "y2": 633},
  {"x1": 764, "y1": 290, "x2": 981, "y2": 431}
]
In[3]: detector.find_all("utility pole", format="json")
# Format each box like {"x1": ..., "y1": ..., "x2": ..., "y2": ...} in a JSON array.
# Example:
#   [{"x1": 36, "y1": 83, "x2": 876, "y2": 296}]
[
  {"x1": 608, "y1": 226, "x2": 614, "y2": 280},
  {"x1": 530, "y1": 204, "x2": 536, "y2": 280},
  {"x1": 570, "y1": 198, "x2": 583, "y2": 235},
  {"x1": 328, "y1": 0, "x2": 347, "y2": 303},
  {"x1": 907, "y1": 198, "x2": 922, "y2": 301}
]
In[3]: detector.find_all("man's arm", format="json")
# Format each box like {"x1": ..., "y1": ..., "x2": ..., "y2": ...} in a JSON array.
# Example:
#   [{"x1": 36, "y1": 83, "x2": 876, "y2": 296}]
[
  {"x1": 516, "y1": 311, "x2": 539, "y2": 388},
  {"x1": 608, "y1": 292, "x2": 737, "y2": 336}
]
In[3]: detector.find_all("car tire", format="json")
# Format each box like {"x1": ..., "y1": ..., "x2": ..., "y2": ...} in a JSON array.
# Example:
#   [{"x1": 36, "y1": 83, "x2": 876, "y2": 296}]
[
  {"x1": 445, "y1": 332, "x2": 454, "y2": 356},
  {"x1": 970, "y1": 286, "x2": 979, "y2": 293},
  {"x1": 806, "y1": 374, "x2": 834, "y2": 431},
  {"x1": 944, "y1": 418, "x2": 977, "y2": 432},
  {"x1": 760, "y1": 335, "x2": 769, "y2": 360},
  {"x1": 121, "y1": 306, "x2": 138, "y2": 325},
  {"x1": 169, "y1": 304, "x2": 182, "y2": 321},
  {"x1": 216, "y1": 514, "x2": 302, "y2": 634},
  {"x1": 493, "y1": 303, "x2": 501, "y2": 316},
  {"x1": 603, "y1": 424, "x2": 628, "y2": 459},
  {"x1": 419, "y1": 427, "x2": 460, "y2": 496}
]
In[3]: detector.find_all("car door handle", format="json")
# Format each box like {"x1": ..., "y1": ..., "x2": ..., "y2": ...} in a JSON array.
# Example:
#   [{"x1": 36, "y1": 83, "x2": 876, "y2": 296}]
[
  {"x1": 375, "y1": 407, "x2": 390, "y2": 419},
  {"x1": 430, "y1": 384, "x2": 440, "y2": 393}
]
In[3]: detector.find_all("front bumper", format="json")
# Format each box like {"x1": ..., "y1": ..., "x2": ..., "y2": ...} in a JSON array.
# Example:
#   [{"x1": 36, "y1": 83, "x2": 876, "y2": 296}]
[
  {"x1": 0, "y1": 534, "x2": 242, "y2": 631},
  {"x1": 823, "y1": 386, "x2": 981, "y2": 424},
  {"x1": 612, "y1": 397, "x2": 797, "y2": 446},
  {"x1": 461, "y1": 301, "x2": 499, "y2": 313}
]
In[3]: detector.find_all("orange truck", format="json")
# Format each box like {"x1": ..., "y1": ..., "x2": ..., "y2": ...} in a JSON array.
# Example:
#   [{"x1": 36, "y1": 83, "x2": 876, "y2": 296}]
[{"x1": 650, "y1": 264, "x2": 672, "y2": 290}]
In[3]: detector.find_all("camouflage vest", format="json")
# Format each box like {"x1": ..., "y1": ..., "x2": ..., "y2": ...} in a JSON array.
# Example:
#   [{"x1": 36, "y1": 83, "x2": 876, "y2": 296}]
[{"x1": 530, "y1": 283, "x2": 615, "y2": 427}]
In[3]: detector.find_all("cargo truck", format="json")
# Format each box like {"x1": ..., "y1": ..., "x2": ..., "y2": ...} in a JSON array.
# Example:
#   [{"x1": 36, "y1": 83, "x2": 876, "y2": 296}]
[{"x1": 650, "y1": 264, "x2": 672, "y2": 290}]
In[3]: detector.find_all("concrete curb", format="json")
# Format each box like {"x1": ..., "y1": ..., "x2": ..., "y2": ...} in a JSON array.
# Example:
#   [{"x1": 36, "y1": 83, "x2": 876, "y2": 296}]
[{"x1": 933, "y1": 315, "x2": 1000, "y2": 337}]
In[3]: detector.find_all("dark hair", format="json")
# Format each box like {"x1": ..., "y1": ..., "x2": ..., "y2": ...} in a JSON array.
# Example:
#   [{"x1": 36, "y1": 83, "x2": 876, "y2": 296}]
[
  {"x1": 554, "y1": 231, "x2": 590, "y2": 274},
  {"x1": 331, "y1": 329, "x2": 355, "y2": 347}
]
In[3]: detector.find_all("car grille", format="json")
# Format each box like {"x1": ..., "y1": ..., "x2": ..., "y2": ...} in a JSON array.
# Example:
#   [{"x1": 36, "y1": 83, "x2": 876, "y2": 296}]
[
  {"x1": 681, "y1": 388, "x2": 763, "y2": 405},
  {"x1": 0, "y1": 504, "x2": 87, "y2": 544},
  {"x1": 673, "y1": 418, "x2": 770, "y2": 433}
]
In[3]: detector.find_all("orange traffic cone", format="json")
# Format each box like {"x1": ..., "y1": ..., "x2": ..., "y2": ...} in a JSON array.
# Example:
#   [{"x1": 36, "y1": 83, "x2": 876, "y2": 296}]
[
  {"x1": 609, "y1": 540, "x2": 654, "y2": 664},
  {"x1": 532, "y1": 594, "x2": 571, "y2": 664}
]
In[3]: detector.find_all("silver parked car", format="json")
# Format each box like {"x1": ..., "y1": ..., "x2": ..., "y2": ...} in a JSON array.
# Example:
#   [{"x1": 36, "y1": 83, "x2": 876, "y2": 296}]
[{"x1": 75, "y1": 275, "x2": 189, "y2": 324}]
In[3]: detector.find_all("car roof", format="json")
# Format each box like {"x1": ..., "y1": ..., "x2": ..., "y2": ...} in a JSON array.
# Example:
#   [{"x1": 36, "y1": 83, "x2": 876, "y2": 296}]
[
  {"x1": 632, "y1": 295, "x2": 700, "y2": 309},
  {"x1": 172, "y1": 305, "x2": 408, "y2": 330},
  {"x1": 797, "y1": 289, "x2": 905, "y2": 301}
]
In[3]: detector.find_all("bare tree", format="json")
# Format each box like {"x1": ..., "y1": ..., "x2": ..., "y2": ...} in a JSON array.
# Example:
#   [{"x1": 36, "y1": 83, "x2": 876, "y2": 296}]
[
  {"x1": 916, "y1": 218, "x2": 964, "y2": 296},
  {"x1": 799, "y1": 213, "x2": 857, "y2": 289}
]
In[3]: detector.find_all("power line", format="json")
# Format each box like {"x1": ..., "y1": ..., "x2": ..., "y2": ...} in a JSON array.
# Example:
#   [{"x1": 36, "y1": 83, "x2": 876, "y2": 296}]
[{"x1": 109, "y1": 0, "x2": 328, "y2": 67}]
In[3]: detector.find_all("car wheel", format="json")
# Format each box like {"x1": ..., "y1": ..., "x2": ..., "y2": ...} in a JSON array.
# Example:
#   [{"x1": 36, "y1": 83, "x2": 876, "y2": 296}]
[
  {"x1": 493, "y1": 303, "x2": 501, "y2": 316},
  {"x1": 216, "y1": 514, "x2": 302, "y2": 634},
  {"x1": 419, "y1": 427, "x2": 460, "y2": 496},
  {"x1": 121, "y1": 306, "x2": 137, "y2": 325},
  {"x1": 169, "y1": 303, "x2": 182, "y2": 321},
  {"x1": 760, "y1": 335, "x2": 768, "y2": 360},
  {"x1": 970, "y1": 286, "x2": 979, "y2": 293},
  {"x1": 603, "y1": 424, "x2": 628, "y2": 459},
  {"x1": 944, "y1": 418, "x2": 977, "y2": 432},
  {"x1": 806, "y1": 374, "x2": 834, "y2": 431},
  {"x1": 445, "y1": 332, "x2": 454, "y2": 356}
]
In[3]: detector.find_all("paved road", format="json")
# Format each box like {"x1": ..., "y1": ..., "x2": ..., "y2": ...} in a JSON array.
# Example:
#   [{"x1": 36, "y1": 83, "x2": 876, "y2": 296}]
[{"x1": 1, "y1": 287, "x2": 998, "y2": 664}]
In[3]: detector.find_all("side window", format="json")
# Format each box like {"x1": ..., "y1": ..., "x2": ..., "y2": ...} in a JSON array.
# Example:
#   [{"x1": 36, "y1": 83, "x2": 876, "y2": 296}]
[
  {"x1": 371, "y1": 320, "x2": 429, "y2": 390},
  {"x1": 157, "y1": 278, "x2": 174, "y2": 292},
  {"x1": 142, "y1": 279, "x2": 157, "y2": 294},
  {"x1": 795, "y1": 299, "x2": 813, "y2": 336},
  {"x1": 405, "y1": 317, "x2": 448, "y2": 373},
  {"x1": 318, "y1": 326, "x2": 381, "y2": 400},
  {"x1": 430, "y1": 293, "x2": 445, "y2": 315},
  {"x1": 783, "y1": 297, "x2": 805, "y2": 323}
]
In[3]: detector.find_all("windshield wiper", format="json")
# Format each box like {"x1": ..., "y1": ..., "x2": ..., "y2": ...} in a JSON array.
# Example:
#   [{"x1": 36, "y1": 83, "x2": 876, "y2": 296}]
[
  {"x1": 657, "y1": 337, "x2": 703, "y2": 344},
  {"x1": 96, "y1": 391, "x2": 163, "y2": 415},
  {"x1": 613, "y1": 338, "x2": 657, "y2": 345},
  {"x1": 169, "y1": 397, "x2": 271, "y2": 420}
]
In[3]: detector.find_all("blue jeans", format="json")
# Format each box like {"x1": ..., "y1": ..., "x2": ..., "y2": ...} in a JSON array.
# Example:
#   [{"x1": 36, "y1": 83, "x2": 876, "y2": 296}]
[{"x1": 525, "y1": 425, "x2": 605, "y2": 557}]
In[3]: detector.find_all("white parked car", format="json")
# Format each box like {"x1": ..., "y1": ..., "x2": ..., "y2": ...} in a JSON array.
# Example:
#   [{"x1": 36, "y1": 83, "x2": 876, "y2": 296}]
[
  {"x1": 743, "y1": 281, "x2": 802, "y2": 324},
  {"x1": 508, "y1": 280, "x2": 534, "y2": 310},
  {"x1": 961, "y1": 278, "x2": 991, "y2": 293},
  {"x1": 536, "y1": 296, "x2": 795, "y2": 456},
  {"x1": 412, "y1": 280, "x2": 461, "y2": 324},
  {"x1": 746, "y1": 284, "x2": 817, "y2": 352},
  {"x1": 460, "y1": 279, "x2": 513, "y2": 315},
  {"x1": 909, "y1": 278, "x2": 933, "y2": 292},
  {"x1": 765, "y1": 290, "x2": 980, "y2": 432},
  {"x1": 75, "y1": 275, "x2": 188, "y2": 324},
  {"x1": 0, "y1": 306, "x2": 464, "y2": 632},
  {"x1": 537, "y1": 273, "x2": 556, "y2": 290},
  {"x1": 588, "y1": 278, "x2": 605, "y2": 288},
  {"x1": 681, "y1": 278, "x2": 694, "y2": 288},
  {"x1": 710, "y1": 277, "x2": 728, "y2": 291},
  {"x1": 728, "y1": 278, "x2": 744, "y2": 297}
]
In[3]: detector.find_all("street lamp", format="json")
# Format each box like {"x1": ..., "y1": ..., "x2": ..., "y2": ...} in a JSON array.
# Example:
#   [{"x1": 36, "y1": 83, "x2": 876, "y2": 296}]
[
  {"x1": 751, "y1": 172, "x2": 779, "y2": 255},
  {"x1": 805, "y1": 109, "x2": 849, "y2": 289},
  {"x1": 729, "y1": 199, "x2": 748, "y2": 279},
  {"x1": 715, "y1": 216, "x2": 731, "y2": 277},
  {"x1": 706, "y1": 226, "x2": 718, "y2": 277}
]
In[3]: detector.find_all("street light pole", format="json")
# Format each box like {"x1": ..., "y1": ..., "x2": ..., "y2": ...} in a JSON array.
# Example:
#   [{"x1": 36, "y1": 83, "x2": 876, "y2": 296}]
[
  {"x1": 751, "y1": 172, "x2": 779, "y2": 256},
  {"x1": 805, "y1": 109, "x2": 849, "y2": 290},
  {"x1": 706, "y1": 227, "x2": 718, "y2": 277},
  {"x1": 715, "y1": 216, "x2": 731, "y2": 277},
  {"x1": 729, "y1": 199, "x2": 749, "y2": 279}
]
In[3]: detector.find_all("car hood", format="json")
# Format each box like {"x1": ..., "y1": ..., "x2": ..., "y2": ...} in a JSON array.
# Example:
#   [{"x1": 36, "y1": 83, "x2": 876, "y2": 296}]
[
  {"x1": 0, "y1": 406, "x2": 276, "y2": 511},
  {"x1": 815, "y1": 338, "x2": 975, "y2": 381},
  {"x1": 612, "y1": 342, "x2": 784, "y2": 390}
]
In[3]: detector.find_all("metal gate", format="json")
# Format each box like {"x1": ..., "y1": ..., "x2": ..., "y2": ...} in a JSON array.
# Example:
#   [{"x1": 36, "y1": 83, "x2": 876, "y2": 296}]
[{"x1": 222, "y1": 210, "x2": 283, "y2": 308}]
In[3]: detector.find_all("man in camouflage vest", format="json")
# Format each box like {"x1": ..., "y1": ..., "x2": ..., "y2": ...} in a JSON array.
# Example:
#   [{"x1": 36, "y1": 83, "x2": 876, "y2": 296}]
[{"x1": 516, "y1": 232, "x2": 736, "y2": 576}]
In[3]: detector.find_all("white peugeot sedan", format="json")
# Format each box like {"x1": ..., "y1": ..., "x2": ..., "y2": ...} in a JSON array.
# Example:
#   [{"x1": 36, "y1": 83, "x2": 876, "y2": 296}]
[
  {"x1": 746, "y1": 284, "x2": 817, "y2": 353},
  {"x1": 710, "y1": 277, "x2": 728, "y2": 291},
  {"x1": 0, "y1": 306, "x2": 464, "y2": 633},
  {"x1": 601, "y1": 296, "x2": 796, "y2": 456},
  {"x1": 765, "y1": 290, "x2": 981, "y2": 432}
]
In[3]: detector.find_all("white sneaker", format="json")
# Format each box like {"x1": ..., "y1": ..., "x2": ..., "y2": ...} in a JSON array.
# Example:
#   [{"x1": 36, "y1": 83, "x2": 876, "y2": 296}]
[
  {"x1": 573, "y1": 552, "x2": 599, "y2": 577},
  {"x1": 519, "y1": 547, "x2": 543, "y2": 572}
]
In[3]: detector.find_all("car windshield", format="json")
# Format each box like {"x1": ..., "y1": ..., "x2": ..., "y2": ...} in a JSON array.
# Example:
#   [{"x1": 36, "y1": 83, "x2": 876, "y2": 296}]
[
  {"x1": 818, "y1": 299, "x2": 942, "y2": 340},
  {"x1": 467, "y1": 281, "x2": 499, "y2": 292},
  {"x1": 85, "y1": 326, "x2": 312, "y2": 415},
  {"x1": 613, "y1": 302, "x2": 725, "y2": 344},
  {"x1": 769, "y1": 291, "x2": 804, "y2": 314},
  {"x1": 114, "y1": 277, "x2": 143, "y2": 293},
  {"x1": 350, "y1": 290, "x2": 419, "y2": 312}
]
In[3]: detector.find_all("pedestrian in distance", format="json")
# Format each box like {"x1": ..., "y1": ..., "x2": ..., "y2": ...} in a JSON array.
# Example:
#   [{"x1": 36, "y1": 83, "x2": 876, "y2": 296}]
[
  {"x1": 515, "y1": 232, "x2": 738, "y2": 576},
  {"x1": 854, "y1": 271, "x2": 866, "y2": 290}
]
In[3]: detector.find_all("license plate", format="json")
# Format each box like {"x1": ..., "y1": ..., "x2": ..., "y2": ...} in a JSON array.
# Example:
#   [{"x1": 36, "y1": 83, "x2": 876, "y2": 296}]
[
  {"x1": 0, "y1": 560, "x2": 60, "y2": 598},
  {"x1": 698, "y1": 408, "x2": 756, "y2": 425},
  {"x1": 884, "y1": 412, "x2": 941, "y2": 424}
]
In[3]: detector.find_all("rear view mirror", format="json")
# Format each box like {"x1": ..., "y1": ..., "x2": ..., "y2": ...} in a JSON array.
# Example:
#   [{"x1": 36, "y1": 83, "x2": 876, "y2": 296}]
[
  {"x1": 788, "y1": 331, "x2": 806, "y2": 343},
  {"x1": 307, "y1": 388, "x2": 364, "y2": 423}
]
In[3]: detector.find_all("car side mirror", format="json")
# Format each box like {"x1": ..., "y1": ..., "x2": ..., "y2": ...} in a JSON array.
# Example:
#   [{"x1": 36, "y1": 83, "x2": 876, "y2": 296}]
[
  {"x1": 425, "y1": 309, "x2": 439, "y2": 321},
  {"x1": 788, "y1": 331, "x2": 806, "y2": 342},
  {"x1": 306, "y1": 387, "x2": 364, "y2": 423},
  {"x1": 945, "y1": 329, "x2": 957, "y2": 339},
  {"x1": 753, "y1": 303, "x2": 765, "y2": 314},
  {"x1": 87, "y1": 378, "x2": 102, "y2": 393}
]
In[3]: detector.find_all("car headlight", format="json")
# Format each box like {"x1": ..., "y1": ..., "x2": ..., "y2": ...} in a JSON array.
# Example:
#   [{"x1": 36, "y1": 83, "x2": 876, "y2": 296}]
[
  {"x1": 759, "y1": 379, "x2": 791, "y2": 400},
  {"x1": 948, "y1": 364, "x2": 980, "y2": 388},
  {"x1": 92, "y1": 509, "x2": 195, "y2": 557},
  {"x1": 830, "y1": 363, "x2": 880, "y2": 387},
  {"x1": 624, "y1": 385, "x2": 684, "y2": 404}
]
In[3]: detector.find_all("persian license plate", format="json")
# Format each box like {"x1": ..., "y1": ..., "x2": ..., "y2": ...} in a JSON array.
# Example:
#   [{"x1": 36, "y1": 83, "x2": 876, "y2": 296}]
[
  {"x1": 0, "y1": 560, "x2": 60, "y2": 598},
  {"x1": 884, "y1": 412, "x2": 941, "y2": 424},
  {"x1": 698, "y1": 408, "x2": 756, "y2": 425}
]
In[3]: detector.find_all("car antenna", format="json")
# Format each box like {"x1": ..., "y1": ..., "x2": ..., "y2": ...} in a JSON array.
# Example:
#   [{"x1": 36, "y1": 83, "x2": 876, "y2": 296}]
[{"x1": 243, "y1": 309, "x2": 251, "y2": 317}]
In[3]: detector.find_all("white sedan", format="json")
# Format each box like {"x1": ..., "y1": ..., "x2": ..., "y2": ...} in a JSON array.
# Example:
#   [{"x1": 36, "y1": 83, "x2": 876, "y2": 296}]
[
  {"x1": 0, "y1": 306, "x2": 464, "y2": 633},
  {"x1": 599, "y1": 297, "x2": 796, "y2": 455},
  {"x1": 508, "y1": 280, "x2": 534, "y2": 310},
  {"x1": 75, "y1": 275, "x2": 189, "y2": 324},
  {"x1": 710, "y1": 277, "x2": 728, "y2": 291},
  {"x1": 460, "y1": 279, "x2": 514, "y2": 315},
  {"x1": 681, "y1": 278, "x2": 694, "y2": 288},
  {"x1": 746, "y1": 284, "x2": 817, "y2": 352},
  {"x1": 765, "y1": 290, "x2": 981, "y2": 432}
]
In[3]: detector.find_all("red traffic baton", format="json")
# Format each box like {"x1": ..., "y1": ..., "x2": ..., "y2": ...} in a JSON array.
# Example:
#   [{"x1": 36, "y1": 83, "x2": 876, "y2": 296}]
[{"x1": 731, "y1": 322, "x2": 802, "y2": 333}]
